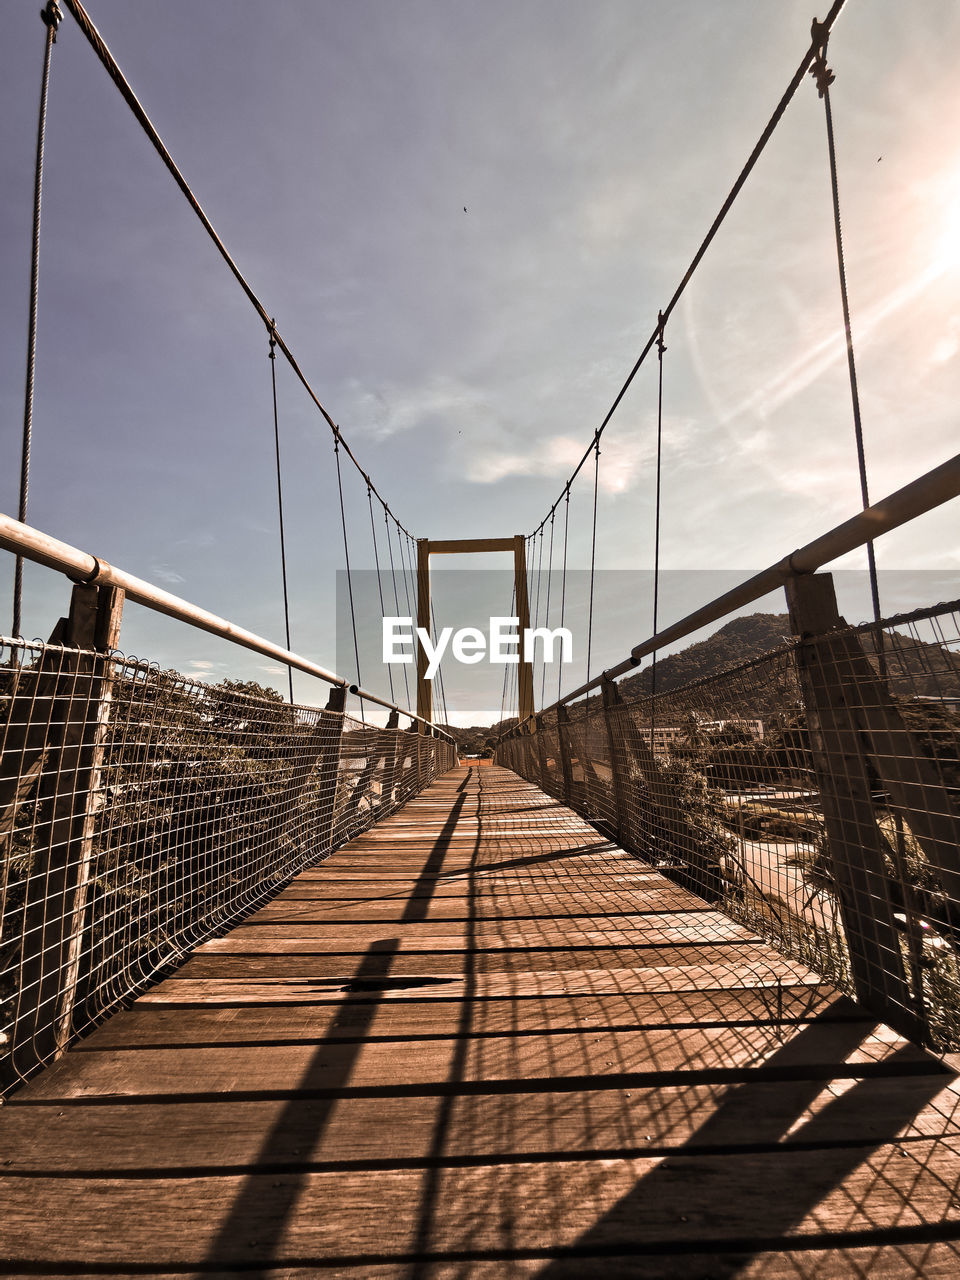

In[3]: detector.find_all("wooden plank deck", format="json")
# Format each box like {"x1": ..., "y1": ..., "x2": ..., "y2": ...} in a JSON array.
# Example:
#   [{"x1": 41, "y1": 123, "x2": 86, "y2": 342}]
[{"x1": 3, "y1": 763, "x2": 960, "y2": 1277}]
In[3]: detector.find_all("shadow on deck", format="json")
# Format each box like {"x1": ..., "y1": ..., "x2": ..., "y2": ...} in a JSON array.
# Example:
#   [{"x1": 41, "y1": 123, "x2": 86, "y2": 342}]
[{"x1": 2, "y1": 764, "x2": 960, "y2": 1276}]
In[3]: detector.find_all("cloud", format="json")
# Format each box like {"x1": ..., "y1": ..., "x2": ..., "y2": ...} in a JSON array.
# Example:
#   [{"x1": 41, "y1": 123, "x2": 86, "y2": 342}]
[
  {"x1": 461, "y1": 421, "x2": 698, "y2": 495},
  {"x1": 152, "y1": 568, "x2": 186, "y2": 586},
  {"x1": 341, "y1": 373, "x2": 492, "y2": 441}
]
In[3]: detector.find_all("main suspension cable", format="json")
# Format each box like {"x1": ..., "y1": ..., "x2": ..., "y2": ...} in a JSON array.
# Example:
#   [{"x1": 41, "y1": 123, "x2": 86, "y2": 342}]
[
  {"x1": 13, "y1": 0, "x2": 62, "y2": 638},
  {"x1": 526, "y1": 0, "x2": 848, "y2": 539},
  {"x1": 59, "y1": 0, "x2": 417, "y2": 540}
]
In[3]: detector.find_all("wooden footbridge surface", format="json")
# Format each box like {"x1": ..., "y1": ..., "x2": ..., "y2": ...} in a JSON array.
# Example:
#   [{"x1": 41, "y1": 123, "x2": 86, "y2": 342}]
[{"x1": 3, "y1": 764, "x2": 960, "y2": 1277}]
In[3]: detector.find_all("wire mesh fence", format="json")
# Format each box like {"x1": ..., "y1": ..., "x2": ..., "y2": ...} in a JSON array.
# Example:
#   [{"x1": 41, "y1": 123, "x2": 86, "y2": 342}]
[
  {"x1": 498, "y1": 595, "x2": 960, "y2": 1052},
  {"x1": 0, "y1": 639, "x2": 455, "y2": 1093}
]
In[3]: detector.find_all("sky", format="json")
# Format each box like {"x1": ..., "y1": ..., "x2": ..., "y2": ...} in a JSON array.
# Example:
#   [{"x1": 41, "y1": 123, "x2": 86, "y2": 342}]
[{"x1": 1, "y1": 0, "x2": 958, "y2": 725}]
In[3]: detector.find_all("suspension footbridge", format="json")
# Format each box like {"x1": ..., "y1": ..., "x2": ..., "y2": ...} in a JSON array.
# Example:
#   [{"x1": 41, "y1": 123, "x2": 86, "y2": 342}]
[{"x1": 3, "y1": 2, "x2": 960, "y2": 1275}]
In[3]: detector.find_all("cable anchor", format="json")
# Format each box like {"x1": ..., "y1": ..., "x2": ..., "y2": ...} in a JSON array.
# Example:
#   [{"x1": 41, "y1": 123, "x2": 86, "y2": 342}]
[
  {"x1": 41, "y1": 1, "x2": 62, "y2": 40},
  {"x1": 809, "y1": 18, "x2": 835, "y2": 97}
]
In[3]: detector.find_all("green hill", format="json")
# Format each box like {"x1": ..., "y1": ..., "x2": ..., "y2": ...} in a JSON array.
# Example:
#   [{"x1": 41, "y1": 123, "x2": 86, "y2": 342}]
[{"x1": 617, "y1": 612, "x2": 792, "y2": 702}]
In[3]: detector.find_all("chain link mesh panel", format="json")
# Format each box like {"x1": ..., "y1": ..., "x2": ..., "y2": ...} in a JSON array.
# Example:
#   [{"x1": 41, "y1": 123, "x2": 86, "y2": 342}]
[
  {"x1": 499, "y1": 602, "x2": 960, "y2": 1051},
  {"x1": 0, "y1": 640, "x2": 455, "y2": 1093}
]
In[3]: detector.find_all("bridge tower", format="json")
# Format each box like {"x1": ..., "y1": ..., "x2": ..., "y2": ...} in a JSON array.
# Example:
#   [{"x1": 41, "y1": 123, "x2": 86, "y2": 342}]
[{"x1": 415, "y1": 535, "x2": 533, "y2": 725}]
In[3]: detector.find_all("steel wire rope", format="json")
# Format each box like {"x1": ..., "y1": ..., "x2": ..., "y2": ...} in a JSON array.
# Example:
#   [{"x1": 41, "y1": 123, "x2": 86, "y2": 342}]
[
  {"x1": 498, "y1": 580, "x2": 516, "y2": 734},
  {"x1": 367, "y1": 481, "x2": 395, "y2": 706},
  {"x1": 557, "y1": 485, "x2": 570, "y2": 703},
  {"x1": 398, "y1": 533, "x2": 420, "y2": 717},
  {"x1": 13, "y1": 1, "x2": 62, "y2": 638},
  {"x1": 524, "y1": 532, "x2": 537, "y2": 719},
  {"x1": 541, "y1": 511, "x2": 555, "y2": 709},
  {"x1": 58, "y1": 0, "x2": 417, "y2": 542},
  {"x1": 533, "y1": 526, "x2": 545, "y2": 707},
  {"x1": 650, "y1": 312, "x2": 667, "y2": 750},
  {"x1": 586, "y1": 437, "x2": 600, "y2": 683},
  {"x1": 398, "y1": 533, "x2": 417, "y2": 646},
  {"x1": 525, "y1": 0, "x2": 848, "y2": 540},
  {"x1": 383, "y1": 509, "x2": 412, "y2": 712},
  {"x1": 810, "y1": 21, "x2": 885, "y2": 669},
  {"x1": 430, "y1": 599, "x2": 450, "y2": 730},
  {"x1": 534, "y1": 525, "x2": 545, "y2": 624},
  {"x1": 334, "y1": 439, "x2": 363, "y2": 720},
  {"x1": 503, "y1": 568, "x2": 520, "y2": 730},
  {"x1": 506, "y1": 621, "x2": 519, "y2": 724},
  {"x1": 268, "y1": 323, "x2": 294, "y2": 705}
]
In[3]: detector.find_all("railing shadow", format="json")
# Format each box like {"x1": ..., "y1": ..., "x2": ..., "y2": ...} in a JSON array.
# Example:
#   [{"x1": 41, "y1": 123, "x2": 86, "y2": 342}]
[
  {"x1": 203, "y1": 770, "x2": 473, "y2": 1268},
  {"x1": 531, "y1": 1030, "x2": 956, "y2": 1276}
]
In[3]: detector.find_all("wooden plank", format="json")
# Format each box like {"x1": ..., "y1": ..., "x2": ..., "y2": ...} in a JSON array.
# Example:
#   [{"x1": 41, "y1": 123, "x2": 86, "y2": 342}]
[
  {"x1": 4, "y1": 1074, "x2": 960, "y2": 1174},
  {"x1": 74, "y1": 1251, "x2": 960, "y2": 1280},
  {"x1": 136, "y1": 964, "x2": 827, "y2": 1004},
  {"x1": 197, "y1": 916, "x2": 758, "y2": 952},
  {"x1": 76, "y1": 986, "x2": 864, "y2": 1048},
  {"x1": 21, "y1": 1021, "x2": 938, "y2": 1102},
  {"x1": 75, "y1": 1248, "x2": 960, "y2": 1280},
  {"x1": 252, "y1": 884, "x2": 671, "y2": 904},
  {"x1": 171, "y1": 941, "x2": 811, "y2": 980},
  {"x1": 4, "y1": 1139, "x2": 960, "y2": 1267},
  {"x1": 249, "y1": 898, "x2": 714, "y2": 923}
]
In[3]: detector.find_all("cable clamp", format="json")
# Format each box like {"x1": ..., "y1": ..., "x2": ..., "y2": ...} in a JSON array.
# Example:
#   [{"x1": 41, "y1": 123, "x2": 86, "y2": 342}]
[
  {"x1": 268, "y1": 318, "x2": 277, "y2": 360},
  {"x1": 809, "y1": 18, "x2": 835, "y2": 97},
  {"x1": 68, "y1": 556, "x2": 107, "y2": 587},
  {"x1": 41, "y1": 1, "x2": 62, "y2": 39},
  {"x1": 786, "y1": 550, "x2": 812, "y2": 577},
  {"x1": 656, "y1": 309, "x2": 667, "y2": 356}
]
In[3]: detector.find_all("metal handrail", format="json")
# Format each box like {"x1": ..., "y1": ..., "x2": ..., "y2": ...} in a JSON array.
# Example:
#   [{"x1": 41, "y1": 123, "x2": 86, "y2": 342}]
[
  {"x1": 0, "y1": 510, "x2": 453, "y2": 742},
  {"x1": 506, "y1": 451, "x2": 960, "y2": 735}
]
